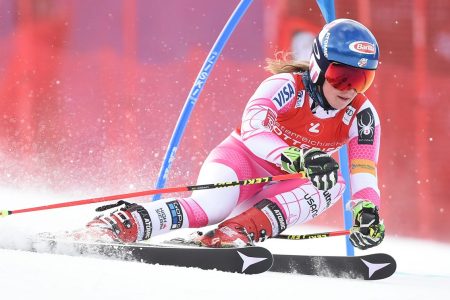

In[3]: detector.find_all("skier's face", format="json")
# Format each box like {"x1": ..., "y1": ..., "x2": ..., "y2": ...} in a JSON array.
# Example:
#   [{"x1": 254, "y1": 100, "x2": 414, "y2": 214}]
[{"x1": 323, "y1": 79, "x2": 357, "y2": 110}]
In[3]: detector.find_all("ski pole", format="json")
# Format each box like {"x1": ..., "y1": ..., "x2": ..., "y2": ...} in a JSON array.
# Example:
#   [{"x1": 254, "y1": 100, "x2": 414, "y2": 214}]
[
  {"x1": 0, "y1": 172, "x2": 305, "y2": 218},
  {"x1": 274, "y1": 230, "x2": 351, "y2": 240}
]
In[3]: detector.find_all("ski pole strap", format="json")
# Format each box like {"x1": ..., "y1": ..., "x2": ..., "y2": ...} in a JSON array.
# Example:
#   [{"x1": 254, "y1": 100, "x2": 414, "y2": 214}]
[
  {"x1": 95, "y1": 200, "x2": 132, "y2": 212},
  {"x1": 275, "y1": 230, "x2": 350, "y2": 240}
]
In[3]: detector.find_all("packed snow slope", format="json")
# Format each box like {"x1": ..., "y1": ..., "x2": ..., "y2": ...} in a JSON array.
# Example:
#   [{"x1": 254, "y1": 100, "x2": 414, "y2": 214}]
[{"x1": 0, "y1": 188, "x2": 449, "y2": 300}]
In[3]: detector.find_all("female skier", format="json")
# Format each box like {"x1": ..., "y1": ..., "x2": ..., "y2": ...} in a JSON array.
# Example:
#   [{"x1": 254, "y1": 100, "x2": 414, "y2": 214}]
[{"x1": 81, "y1": 18, "x2": 385, "y2": 250}]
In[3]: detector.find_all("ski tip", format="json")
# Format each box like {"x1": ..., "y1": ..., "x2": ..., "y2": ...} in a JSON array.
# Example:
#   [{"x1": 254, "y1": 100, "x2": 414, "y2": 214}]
[
  {"x1": 360, "y1": 253, "x2": 397, "y2": 280},
  {"x1": 270, "y1": 252, "x2": 397, "y2": 280}
]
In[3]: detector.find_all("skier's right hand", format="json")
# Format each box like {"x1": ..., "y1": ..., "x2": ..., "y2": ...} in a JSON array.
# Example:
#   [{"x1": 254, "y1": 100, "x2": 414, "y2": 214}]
[{"x1": 280, "y1": 147, "x2": 339, "y2": 191}]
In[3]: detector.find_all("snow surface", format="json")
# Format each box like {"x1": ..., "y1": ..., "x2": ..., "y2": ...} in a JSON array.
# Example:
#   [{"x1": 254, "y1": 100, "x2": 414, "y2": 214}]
[{"x1": 1, "y1": 188, "x2": 449, "y2": 300}]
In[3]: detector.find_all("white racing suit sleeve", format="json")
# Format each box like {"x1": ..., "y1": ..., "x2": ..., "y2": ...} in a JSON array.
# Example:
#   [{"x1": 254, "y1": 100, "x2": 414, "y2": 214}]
[{"x1": 239, "y1": 73, "x2": 296, "y2": 165}]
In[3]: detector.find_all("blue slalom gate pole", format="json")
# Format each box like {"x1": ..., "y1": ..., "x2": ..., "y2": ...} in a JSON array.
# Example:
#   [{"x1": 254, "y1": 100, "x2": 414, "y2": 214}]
[
  {"x1": 315, "y1": 0, "x2": 354, "y2": 256},
  {"x1": 316, "y1": 0, "x2": 336, "y2": 24},
  {"x1": 338, "y1": 146, "x2": 355, "y2": 256},
  {"x1": 152, "y1": 0, "x2": 253, "y2": 201}
]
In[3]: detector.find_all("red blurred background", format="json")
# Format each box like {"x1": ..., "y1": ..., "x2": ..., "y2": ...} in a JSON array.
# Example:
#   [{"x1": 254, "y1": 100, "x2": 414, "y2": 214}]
[{"x1": 0, "y1": 0, "x2": 448, "y2": 242}]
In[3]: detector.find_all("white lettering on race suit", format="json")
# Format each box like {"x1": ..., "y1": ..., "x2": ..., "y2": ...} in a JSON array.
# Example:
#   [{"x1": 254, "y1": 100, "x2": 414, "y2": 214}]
[
  {"x1": 269, "y1": 121, "x2": 344, "y2": 152},
  {"x1": 271, "y1": 82, "x2": 295, "y2": 109}
]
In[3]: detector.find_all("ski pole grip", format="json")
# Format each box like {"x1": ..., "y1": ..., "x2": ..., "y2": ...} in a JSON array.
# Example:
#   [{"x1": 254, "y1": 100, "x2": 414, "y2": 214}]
[{"x1": 0, "y1": 210, "x2": 10, "y2": 217}]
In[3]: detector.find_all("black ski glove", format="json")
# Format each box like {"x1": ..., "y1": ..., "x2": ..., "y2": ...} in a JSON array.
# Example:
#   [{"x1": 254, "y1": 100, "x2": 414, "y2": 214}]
[
  {"x1": 281, "y1": 147, "x2": 339, "y2": 191},
  {"x1": 349, "y1": 200, "x2": 385, "y2": 250}
]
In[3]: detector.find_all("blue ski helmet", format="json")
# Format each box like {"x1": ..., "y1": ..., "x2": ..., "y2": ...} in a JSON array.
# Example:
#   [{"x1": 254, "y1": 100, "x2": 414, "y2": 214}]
[{"x1": 309, "y1": 19, "x2": 379, "y2": 107}]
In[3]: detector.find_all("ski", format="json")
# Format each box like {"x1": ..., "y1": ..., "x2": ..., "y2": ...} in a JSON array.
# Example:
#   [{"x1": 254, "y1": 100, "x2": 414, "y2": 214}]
[
  {"x1": 30, "y1": 238, "x2": 274, "y2": 275},
  {"x1": 271, "y1": 253, "x2": 397, "y2": 280},
  {"x1": 22, "y1": 237, "x2": 396, "y2": 279},
  {"x1": 167, "y1": 237, "x2": 396, "y2": 280}
]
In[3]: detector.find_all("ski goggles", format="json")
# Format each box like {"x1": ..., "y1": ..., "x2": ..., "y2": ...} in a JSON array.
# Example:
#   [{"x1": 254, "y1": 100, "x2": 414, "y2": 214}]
[{"x1": 325, "y1": 63, "x2": 376, "y2": 93}]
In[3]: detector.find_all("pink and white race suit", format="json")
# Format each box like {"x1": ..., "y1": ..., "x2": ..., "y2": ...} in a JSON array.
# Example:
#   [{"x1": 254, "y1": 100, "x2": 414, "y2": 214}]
[{"x1": 141, "y1": 72, "x2": 381, "y2": 239}]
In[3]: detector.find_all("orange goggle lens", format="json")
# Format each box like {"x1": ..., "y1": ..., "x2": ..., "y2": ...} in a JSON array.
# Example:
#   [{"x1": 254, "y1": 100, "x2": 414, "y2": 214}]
[{"x1": 325, "y1": 63, "x2": 376, "y2": 93}]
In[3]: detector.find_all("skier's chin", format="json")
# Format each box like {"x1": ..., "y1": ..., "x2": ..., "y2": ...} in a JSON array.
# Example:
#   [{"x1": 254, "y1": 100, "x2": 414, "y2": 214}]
[{"x1": 328, "y1": 96, "x2": 353, "y2": 110}]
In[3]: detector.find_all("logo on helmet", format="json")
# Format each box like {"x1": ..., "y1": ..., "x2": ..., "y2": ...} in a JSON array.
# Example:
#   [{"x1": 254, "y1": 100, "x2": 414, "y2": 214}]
[
  {"x1": 323, "y1": 32, "x2": 331, "y2": 58},
  {"x1": 349, "y1": 41, "x2": 376, "y2": 54},
  {"x1": 358, "y1": 58, "x2": 368, "y2": 67}
]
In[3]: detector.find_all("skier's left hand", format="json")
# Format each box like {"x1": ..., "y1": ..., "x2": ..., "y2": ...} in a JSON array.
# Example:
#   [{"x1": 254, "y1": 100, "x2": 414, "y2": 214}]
[{"x1": 349, "y1": 200, "x2": 385, "y2": 250}]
